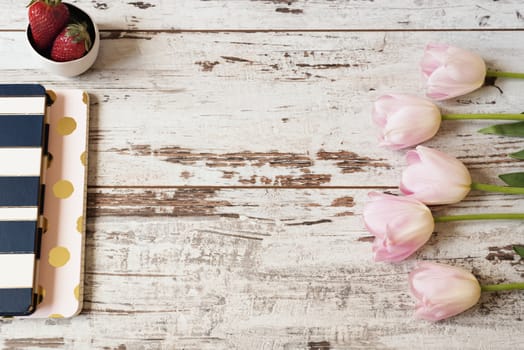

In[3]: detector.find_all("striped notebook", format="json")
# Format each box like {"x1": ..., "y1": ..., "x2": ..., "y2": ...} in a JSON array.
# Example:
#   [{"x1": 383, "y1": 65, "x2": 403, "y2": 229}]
[{"x1": 0, "y1": 84, "x2": 48, "y2": 316}]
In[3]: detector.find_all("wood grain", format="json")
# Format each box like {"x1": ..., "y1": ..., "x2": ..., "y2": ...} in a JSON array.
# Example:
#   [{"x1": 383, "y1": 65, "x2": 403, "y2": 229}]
[
  {"x1": 2, "y1": 31, "x2": 524, "y2": 187},
  {"x1": 0, "y1": 189, "x2": 522, "y2": 349},
  {"x1": 3, "y1": 0, "x2": 524, "y2": 30}
]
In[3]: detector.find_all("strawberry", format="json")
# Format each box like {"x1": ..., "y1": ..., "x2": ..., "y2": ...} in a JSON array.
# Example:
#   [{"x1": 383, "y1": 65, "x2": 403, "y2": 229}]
[
  {"x1": 50, "y1": 23, "x2": 92, "y2": 62},
  {"x1": 27, "y1": 0, "x2": 69, "y2": 51}
]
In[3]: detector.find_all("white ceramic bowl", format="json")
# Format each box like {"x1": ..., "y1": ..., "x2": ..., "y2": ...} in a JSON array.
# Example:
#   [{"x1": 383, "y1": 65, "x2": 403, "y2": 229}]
[{"x1": 26, "y1": 3, "x2": 100, "y2": 77}]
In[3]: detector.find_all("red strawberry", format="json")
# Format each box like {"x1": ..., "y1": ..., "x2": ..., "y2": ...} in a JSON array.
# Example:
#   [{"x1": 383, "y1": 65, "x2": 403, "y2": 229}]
[
  {"x1": 50, "y1": 23, "x2": 92, "y2": 62},
  {"x1": 27, "y1": 0, "x2": 69, "y2": 51}
]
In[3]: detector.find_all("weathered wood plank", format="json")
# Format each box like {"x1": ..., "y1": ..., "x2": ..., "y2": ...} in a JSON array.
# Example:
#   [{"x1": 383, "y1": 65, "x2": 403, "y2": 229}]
[
  {"x1": 2, "y1": 31, "x2": 523, "y2": 187},
  {"x1": 1, "y1": 189, "x2": 522, "y2": 349},
  {"x1": 1, "y1": 12, "x2": 523, "y2": 350},
  {"x1": 3, "y1": 0, "x2": 524, "y2": 30}
]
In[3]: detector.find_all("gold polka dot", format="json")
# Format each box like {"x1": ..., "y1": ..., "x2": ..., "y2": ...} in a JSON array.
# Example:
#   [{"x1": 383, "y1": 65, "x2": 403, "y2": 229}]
[
  {"x1": 53, "y1": 180, "x2": 74, "y2": 199},
  {"x1": 80, "y1": 151, "x2": 87, "y2": 166},
  {"x1": 46, "y1": 90, "x2": 57, "y2": 105},
  {"x1": 48, "y1": 246, "x2": 70, "y2": 268},
  {"x1": 82, "y1": 91, "x2": 89, "y2": 105},
  {"x1": 74, "y1": 285, "x2": 80, "y2": 301},
  {"x1": 49, "y1": 314, "x2": 64, "y2": 319},
  {"x1": 47, "y1": 152, "x2": 54, "y2": 169},
  {"x1": 76, "y1": 216, "x2": 83, "y2": 233},
  {"x1": 56, "y1": 117, "x2": 77, "y2": 136}
]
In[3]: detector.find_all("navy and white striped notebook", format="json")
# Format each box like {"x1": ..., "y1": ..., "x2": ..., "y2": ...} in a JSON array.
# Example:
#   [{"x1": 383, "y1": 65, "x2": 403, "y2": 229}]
[{"x1": 0, "y1": 84, "x2": 47, "y2": 316}]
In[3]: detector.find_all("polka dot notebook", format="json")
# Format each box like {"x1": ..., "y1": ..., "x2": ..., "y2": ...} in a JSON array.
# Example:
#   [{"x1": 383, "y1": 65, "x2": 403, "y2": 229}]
[{"x1": 26, "y1": 89, "x2": 89, "y2": 318}]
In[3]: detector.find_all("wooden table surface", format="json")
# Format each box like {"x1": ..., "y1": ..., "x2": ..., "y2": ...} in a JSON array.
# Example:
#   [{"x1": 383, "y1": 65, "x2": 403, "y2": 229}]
[{"x1": 1, "y1": 1, "x2": 523, "y2": 349}]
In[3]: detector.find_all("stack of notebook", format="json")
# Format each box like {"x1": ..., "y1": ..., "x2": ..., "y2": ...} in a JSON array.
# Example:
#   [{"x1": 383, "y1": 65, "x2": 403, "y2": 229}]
[{"x1": 0, "y1": 84, "x2": 88, "y2": 318}]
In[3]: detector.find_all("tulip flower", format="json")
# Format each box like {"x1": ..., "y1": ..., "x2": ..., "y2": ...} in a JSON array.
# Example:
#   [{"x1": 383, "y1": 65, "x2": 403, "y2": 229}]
[
  {"x1": 421, "y1": 43, "x2": 524, "y2": 101},
  {"x1": 400, "y1": 146, "x2": 471, "y2": 204},
  {"x1": 363, "y1": 192, "x2": 435, "y2": 262},
  {"x1": 400, "y1": 146, "x2": 524, "y2": 205},
  {"x1": 372, "y1": 94, "x2": 524, "y2": 150},
  {"x1": 409, "y1": 262, "x2": 524, "y2": 321},
  {"x1": 363, "y1": 191, "x2": 524, "y2": 262},
  {"x1": 372, "y1": 94, "x2": 441, "y2": 150},
  {"x1": 421, "y1": 43, "x2": 486, "y2": 100},
  {"x1": 409, "y1": 262, "x2": 481, "y2": 321}
]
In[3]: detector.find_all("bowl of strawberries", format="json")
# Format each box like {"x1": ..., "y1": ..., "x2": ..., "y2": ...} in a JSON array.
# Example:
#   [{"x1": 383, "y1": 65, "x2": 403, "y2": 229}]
[{"x1": 26, "y1": 0, "x2": 100, "y2": 77}]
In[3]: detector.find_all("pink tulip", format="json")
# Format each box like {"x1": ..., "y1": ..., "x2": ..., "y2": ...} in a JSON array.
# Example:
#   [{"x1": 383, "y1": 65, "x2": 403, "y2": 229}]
[
  {"x1": 372, "y1": 94, "x2": 442, "y2": 150},
  {"x1": 409, "y1": 262, "x2": 481, "y2": 321},
  {"x1": 421, "y1": 43, "x2": 486, "y2": 100},
  {"x1": 363, "y1": 192, "x2": 435, "y2": 262},
  {"x1": 400, "y1": 146, "x2": 471, "y2": 205}
]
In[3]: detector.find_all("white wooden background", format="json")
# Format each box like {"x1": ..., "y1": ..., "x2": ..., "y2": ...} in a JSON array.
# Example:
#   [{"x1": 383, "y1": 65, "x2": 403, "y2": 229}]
[{"x1": 1, "y1": 1, "x2": 523, "y2": 349}]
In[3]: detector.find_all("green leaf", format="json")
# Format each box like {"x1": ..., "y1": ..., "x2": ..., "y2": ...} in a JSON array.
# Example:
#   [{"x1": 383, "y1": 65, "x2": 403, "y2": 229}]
[
  {"x1": 499, "y1": 172, "x2": 524, "y2": 187},
  {"x1": 478, "y1": 121, "x2": 524, "y2": 137},
  {"x1": 510, "y1": 150, "x2": 524, "y2": 160},
  {"x1": 514, "y1": 245, "x2": 524, "y2": 259}
]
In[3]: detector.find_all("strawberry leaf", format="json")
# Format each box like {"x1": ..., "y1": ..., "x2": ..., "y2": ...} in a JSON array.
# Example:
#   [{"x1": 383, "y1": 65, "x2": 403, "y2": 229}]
[
  {"x1": 510, "y1": 149, "x2": 524, "y2": 160},
  {"x1": 478, "y1": 121, "x2": 524, "y2": 137},
  {"x1": 514, "y1": 245, "x2": 524, "y2": 259},
  {"x1": 499, "y1": 172, "x2": 524, "y2": 187}
]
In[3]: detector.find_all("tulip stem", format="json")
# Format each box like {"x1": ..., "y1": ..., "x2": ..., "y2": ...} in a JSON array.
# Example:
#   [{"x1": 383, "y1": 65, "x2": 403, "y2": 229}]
[
  {"x1": 481, "y1": 283, "x2": 524, "y2": 292},
  {"x1": 471, "y1": 182, "x2": 524, "y2": 195},
  {"x1": 441, "y1": 114, "x2": 524, "y2": 121},
  {"x1": 486, "y1": 70, "x2": 524, "y2": 79},
  {"x1": 434, "y1": 213, "x2": 524, "y2": 222}
]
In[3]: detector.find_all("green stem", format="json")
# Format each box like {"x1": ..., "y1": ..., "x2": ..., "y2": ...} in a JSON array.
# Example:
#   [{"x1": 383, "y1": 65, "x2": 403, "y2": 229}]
[
  {"x1": 442, "y1": 114, "x2": 524, "y2": 121},
  {"x1": 486, "y1": 70, "x2": 524, "y2": 79},
  {"x1": 481, "y1": 283, "x2": 524, "y2": 292},
  {"x1": 471, "y1": 182, "x2": 524, "y2": 195},
  {"x1": 434, "y1": 213, "x2": 524, "y2": 222}
]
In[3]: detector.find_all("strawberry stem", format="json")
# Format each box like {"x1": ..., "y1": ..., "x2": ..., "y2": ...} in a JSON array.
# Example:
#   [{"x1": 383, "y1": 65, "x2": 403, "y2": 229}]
[
  {"x1": 65, "y1": 23, "x2": 92, "y2": 52},
  {"x1": 27, "y1": 0, "x2": 62, "y2": 7}
]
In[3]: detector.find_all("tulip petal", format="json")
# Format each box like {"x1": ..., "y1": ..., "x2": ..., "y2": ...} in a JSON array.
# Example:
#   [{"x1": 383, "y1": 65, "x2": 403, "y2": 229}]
[
  {"x1": 366, "y1": 193, "x2": 434, "y2": 262},
  {"x1": 409, "y1": 262, "x2": 481, "y2": 321},
  {"x1": 372, "y1": 94, "x2": 442, "y2": 149},
  {"x1": 422, "y1": 44, "x2": 487, "y2": 100},
  {"x1": 405, "y1": 149, "x2": 421, "y2": 165},
  {"x1": 372, "y1": 95, "x2": 397, "y2": 124},
  {"x1": 421, "y1": 43, "x2": 449, "y2": 78},
  {"x1": 426, "y1": 92, "x2": 450, "y2": 101},
  {"x1": 426, "y1": 67, "x2": 476, "y2": 101},
  {"x1": 381, "y1": 105, "x2": 441, "y2": 149},
  {"x1": 372, "y1": 105, "x2": 388, "y2": 128},
  {"x1": 401, "y1": 146, "x2": 471, "y2": 204}
]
